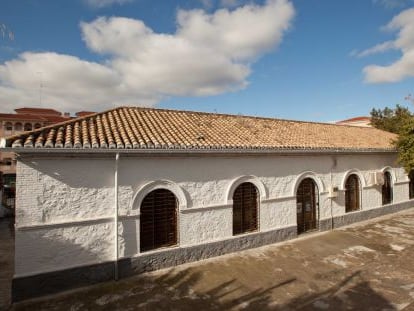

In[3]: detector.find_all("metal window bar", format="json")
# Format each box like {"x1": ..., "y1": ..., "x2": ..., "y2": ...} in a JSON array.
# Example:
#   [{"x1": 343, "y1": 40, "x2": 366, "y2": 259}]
[
  {"x1": 140, "y1": 189, "x2": 178, "y2": 252},
  {"x1": 296, "y1": 178, "x2": 318, "y2": 234},
  {"x1": 232, "y1": 182, "x2": 258, "y2": 235},
  {"x1": 345, "y1": 174, "x2": 360, "y2": 213}
]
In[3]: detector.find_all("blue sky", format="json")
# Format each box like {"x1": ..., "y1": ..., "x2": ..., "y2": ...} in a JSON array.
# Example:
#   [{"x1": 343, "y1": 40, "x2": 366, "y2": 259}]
[{"x1": 1, "y1": 0, "x2": 414, "y2": 122}]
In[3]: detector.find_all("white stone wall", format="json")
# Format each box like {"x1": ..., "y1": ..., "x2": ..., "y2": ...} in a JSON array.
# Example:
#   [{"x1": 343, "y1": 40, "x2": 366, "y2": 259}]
[
  {"x1": 15, "y1": 158, "x2": 116, "y2": 277},
  {"x1": 14, "y1": 152, "x2": 412, "y2": 277}
]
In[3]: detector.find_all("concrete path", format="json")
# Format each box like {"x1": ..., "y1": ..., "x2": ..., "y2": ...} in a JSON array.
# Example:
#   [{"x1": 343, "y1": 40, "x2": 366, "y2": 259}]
[{"x1": 7, "y1": 209, "x2": 414, "y2": 310}]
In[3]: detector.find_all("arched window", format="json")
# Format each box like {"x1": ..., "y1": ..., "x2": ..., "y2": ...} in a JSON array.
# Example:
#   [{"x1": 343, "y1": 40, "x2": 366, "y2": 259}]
[
  {"x1": 233, "y1": 182, "x2": 258, "y2": 235},
  {"x1": 140, "y1": 189, "x2": 178, "y2": 252},
  {"x1": 345, "y1": 174, "x2": 360, "y2": 213},
  {"x1": 382, "y1": 171, "x2": 393, "y2": 205},
  {"x1": 24, "y1": 123, "x2": 32, "y2": 131},
  {"x1": 4, "y1": 122, "x2": 12, "y2": 132},
  {"x1": 409, "y1": 170, "x2": 414, "y2": 199},
  {"x1": 14, "y1": 123, "x2": 22, "y2": 131},
  {"x1": 34, "y1": 123, "x2": 42, "y2": 129}
]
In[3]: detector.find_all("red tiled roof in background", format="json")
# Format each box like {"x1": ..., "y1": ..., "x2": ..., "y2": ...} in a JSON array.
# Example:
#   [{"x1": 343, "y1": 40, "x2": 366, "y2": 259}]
[
  {"x1": 0, "y1": 114, "x2": 69, "y2": 123},
  {"x1": 1, "y1": 107, "x2": 396, "y2": 151},
  {"x1": 14, "y1": 108, "x2": 62, "y2": 116},
  {"x1": 1, "y1": 106, "x2": 72, "y2": 126},
  {"x1": 41, "y1": 116, "x2": 71, "y2": 123},
  {"x1": 337, "y1": 116, "x2": 371, "y2": 123},
  {"x1": 336, "y1": 116, "x2": 371, "y2": 127},
  {"x1": 0, "y1": 113, "x2": 47, "y2": 121},
  {"x1": 75, "y1": 111, "x2": 96, "y2": 117}
]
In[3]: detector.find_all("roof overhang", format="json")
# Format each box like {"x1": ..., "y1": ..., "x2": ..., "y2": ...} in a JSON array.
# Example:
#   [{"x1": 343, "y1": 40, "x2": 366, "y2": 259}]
[{"x1": 0, "y1": 146, "x2": 398, "y2": 158}]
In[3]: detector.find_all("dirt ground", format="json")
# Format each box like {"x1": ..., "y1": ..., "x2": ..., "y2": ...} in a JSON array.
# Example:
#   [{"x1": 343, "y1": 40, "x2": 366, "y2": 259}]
[{"x1": 2, "y1": 208, "x2": 414, "y2": 311}]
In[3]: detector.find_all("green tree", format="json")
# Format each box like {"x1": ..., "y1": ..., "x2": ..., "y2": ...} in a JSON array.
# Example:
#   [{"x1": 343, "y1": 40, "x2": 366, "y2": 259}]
[
  {"x1": 370, "y1": 104, "x2": 413, "y2": 134},
  {"x1": 370, "y1": 105, "x2": 414, "y2": 173},
  {"x1": 394, "y1": 118, "x2": 414, "y2": 173}
]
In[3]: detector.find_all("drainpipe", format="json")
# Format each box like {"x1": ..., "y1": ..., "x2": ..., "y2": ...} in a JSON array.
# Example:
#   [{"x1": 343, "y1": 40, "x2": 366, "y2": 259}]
[
  {"x1": 114, "y1": 153, "x2": 120, "y2": 281},
  {"x1": 329, "y1": 171, "x2": 334, "y2": 230},
  {"x1": 329, "y1": 156, "x2": 336, "y2": 230}
]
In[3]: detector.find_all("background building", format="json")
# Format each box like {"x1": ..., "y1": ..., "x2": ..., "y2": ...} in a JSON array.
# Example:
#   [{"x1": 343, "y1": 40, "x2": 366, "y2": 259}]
[
  {"x1": 336, "y1": 116, "x2": 372, "y2": 127},
  {"x1": 0, "y1": 108, "x2": 70, "y2": 216}
]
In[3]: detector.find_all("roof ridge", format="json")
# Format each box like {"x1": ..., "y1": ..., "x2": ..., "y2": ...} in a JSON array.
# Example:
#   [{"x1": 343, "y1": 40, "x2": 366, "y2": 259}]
[{"x1": 124, "y1": 106, "x2": 388, "y2": 132}]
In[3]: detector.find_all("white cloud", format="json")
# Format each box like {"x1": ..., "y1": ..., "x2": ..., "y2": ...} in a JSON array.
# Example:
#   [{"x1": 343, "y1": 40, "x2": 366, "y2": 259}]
[
  {"x1": 351, "y1": 41, "x2": 395, "y2": 57},
  {"x1": 0, "y1": 0, "x2": 295, "y2": 113},
  {"x1": 361, "y1": 8, "x2": 414, "y2": 83},
  {"x1": 84, "y1": 0, "x2": 134, "y2": 8}
]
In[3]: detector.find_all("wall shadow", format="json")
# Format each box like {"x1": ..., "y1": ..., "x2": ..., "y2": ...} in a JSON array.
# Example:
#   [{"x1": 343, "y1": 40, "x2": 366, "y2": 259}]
[
  {"x1": 12, "y1": 266, "x2": 295, "y2": 311},
  {"x1": 11, "y1": 265, "x2": 397, "y2": 311},
  {"x1": 275, "y1": 271, "x2": 396, "y2": 311}
]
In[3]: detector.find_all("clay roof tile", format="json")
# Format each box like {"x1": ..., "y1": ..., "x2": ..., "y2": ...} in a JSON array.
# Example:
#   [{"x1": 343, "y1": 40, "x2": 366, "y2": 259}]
[{"x1": 1, "y1": 106, "x2": 397, "y2": 152}]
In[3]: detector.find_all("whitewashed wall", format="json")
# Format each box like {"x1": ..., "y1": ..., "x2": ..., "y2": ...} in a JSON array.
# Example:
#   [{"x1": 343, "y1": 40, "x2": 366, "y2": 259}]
[{"x1": 14, "y1": 152, "x2": 411, "y2": 277}]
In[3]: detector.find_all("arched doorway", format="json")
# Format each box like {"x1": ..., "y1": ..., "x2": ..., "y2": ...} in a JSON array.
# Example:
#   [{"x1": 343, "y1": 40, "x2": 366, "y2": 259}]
[
  {"x1": 382, "y1": 171, "x2": 393, "y2": 205},
  {"x1": 345, "y1": 174, "x2": 361, "y2": 213},
  {"x1": 296, "y1": 178, "x2": 318, "y2": 234},
  {"x1": 140, "y1": 189, "x2": 178, "y2": 252}
]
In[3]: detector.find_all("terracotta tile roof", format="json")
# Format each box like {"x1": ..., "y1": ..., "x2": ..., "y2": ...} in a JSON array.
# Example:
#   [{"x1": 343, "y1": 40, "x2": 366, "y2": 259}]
[
  {"x1": 14, "y1": 108, "x2": 62, "y2": 116},
  {"x1": 76, "y1": 111, "x2": 96, "y2": 117},
  {"x1": 41, "y1": 116, "x2": 71, "y2": 123},
  {"x1": 337, "y1": 116, "x2": 371, "y2": 123},
  {"x1": 0, "y1": 113, "x2": 69, "y2": 123},
  {"x1": 1, "y1": 107, "x2": 397, "y2": 151},
  {"x1": 0, "y1": 113, "x2": 47, "y2": 121}
]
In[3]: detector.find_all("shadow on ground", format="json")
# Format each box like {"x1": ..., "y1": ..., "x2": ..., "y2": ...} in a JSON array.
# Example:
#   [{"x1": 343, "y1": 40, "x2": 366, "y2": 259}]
[
  {"x1": 8, "y1": 209, "x2": 414, "y2": 310},
  {"x1": 11, "y1": 268, "x2": 398, "y2": 311},
  {"x1": 0, "y1": 217, "x2": 14, "y2": 311}
]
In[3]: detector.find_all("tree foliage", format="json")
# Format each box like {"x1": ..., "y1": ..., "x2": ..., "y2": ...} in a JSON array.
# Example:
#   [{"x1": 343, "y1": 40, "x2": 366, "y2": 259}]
[
  {"x1": 370, "y1": 105, "x2": 413, "y2": 134},
  {"x1": 370, "y1": 105, "x2": 414, "y2": 173},
  {"x1": 394, "y1": 118, "x2": 414, "y2": 173}
]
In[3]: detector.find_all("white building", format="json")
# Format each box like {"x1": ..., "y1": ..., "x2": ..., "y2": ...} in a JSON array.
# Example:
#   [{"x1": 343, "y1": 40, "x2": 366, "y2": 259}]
[{"x1": 1, "y1": 107, "x2": 413, "y2": 302}]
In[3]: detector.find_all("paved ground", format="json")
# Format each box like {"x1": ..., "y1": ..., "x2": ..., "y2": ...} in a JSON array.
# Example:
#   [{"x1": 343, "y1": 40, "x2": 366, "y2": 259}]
[
  {"x1": 0, "y1": 217, "x2": 14, "y2": 311},
  {"x1": 2, "y1": 209, "x2": 414, "y2": 311}
]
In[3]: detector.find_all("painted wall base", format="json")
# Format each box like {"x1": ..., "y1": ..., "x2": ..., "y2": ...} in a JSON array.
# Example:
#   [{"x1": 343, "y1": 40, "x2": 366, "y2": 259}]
[
  {"x1": 11, "y1": 200, "x2": 414, "y2": 302},
  {"x1": 12, "y1": 225, "x2": 296, "y2": 302},
  {"x1": 12, "y1": 261, "x2": 115, "y2": 303},
  {"x1": 319, "y1": 200, "x2": 414, "y2": 231}
]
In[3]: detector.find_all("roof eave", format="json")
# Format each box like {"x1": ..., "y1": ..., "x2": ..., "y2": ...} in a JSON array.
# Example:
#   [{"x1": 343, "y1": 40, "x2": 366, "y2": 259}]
[{"x1": 0, "y1": 147, "x2": 398, "y2": 156}]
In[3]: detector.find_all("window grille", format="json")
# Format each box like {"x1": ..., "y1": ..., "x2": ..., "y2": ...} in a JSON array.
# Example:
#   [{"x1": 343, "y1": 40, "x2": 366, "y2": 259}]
[
  {"x1": 140, "y1": 189, "x2": 178, "y2": 252},
  {"x1": 345, "y1": 174, "x2": 360, "y2": 213},
  {"x1": 232, "y1": 182, "x2": 258, "y2": 235}
]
